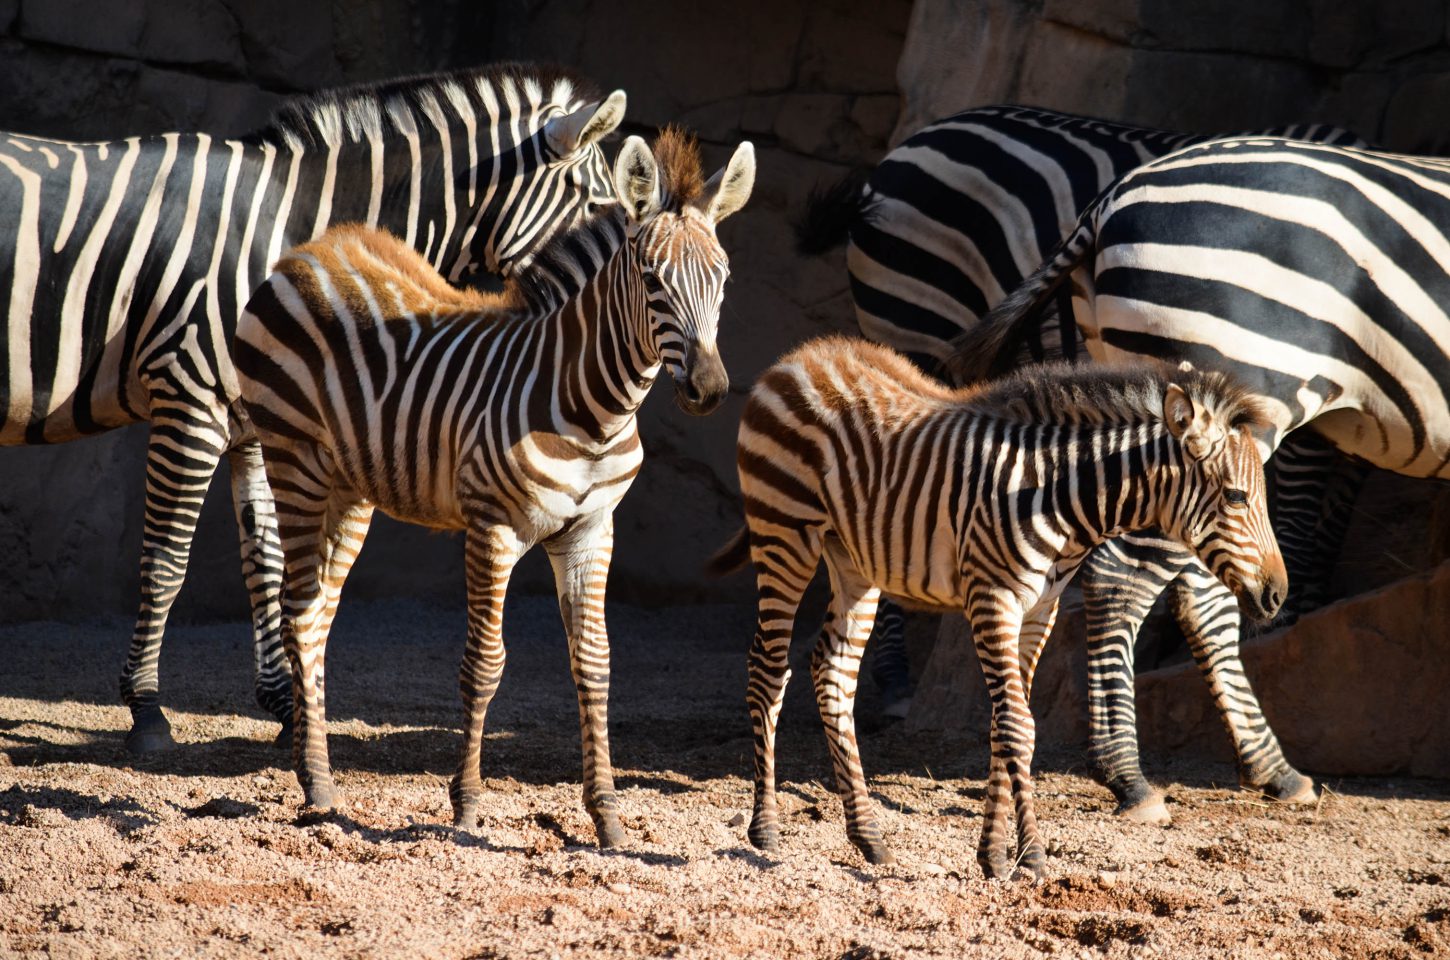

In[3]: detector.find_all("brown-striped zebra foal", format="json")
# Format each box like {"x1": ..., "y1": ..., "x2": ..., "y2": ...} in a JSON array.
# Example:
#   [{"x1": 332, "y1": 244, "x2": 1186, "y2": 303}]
[
  {"x1": 234, "y1": 129, "x2": 755, "y2": 845},
  {"x1": 717, "y1": 338, "x2": 1286, "y2": 878}
]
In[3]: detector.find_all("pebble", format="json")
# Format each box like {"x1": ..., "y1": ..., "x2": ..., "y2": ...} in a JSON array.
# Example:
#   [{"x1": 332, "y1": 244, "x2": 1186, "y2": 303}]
[
  {"x1": 607, "y1": 882, "x2": 633, "y2": 894},
  {"x1": 726, "y1": 813, "x2": 745, "y2": 828},
  {"x1": 919, "y1": 861, "x2": 947, "y2": 876},
  {"x1": 252, "y1": 776, "x2": 270, "y2": 788},
  {"x1": 1096, "y1": 870, "x2": 1118, "y2": 889}
]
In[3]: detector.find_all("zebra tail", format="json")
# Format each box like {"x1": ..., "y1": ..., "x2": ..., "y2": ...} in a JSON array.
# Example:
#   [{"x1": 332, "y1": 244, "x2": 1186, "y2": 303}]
[
  {"x1": 705, "y1": 525, "x2": 752, "y2": 577},
  {"x1": 939, "y1": 210, "x2": 1099, "y2": 386},
  {"x1": 793, "y1": 168, "x2": 873, "y2": 256}
]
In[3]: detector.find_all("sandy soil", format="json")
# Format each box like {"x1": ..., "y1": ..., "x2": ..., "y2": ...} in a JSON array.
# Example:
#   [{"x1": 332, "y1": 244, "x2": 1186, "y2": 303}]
[{"x1": 2, "y1": 595, "x2": 1447, "y2": 959}]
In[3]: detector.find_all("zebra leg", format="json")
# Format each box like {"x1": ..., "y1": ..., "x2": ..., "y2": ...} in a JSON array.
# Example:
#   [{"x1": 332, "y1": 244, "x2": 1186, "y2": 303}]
[
  {"x1": 746, "y1": 525, "x2": 824, "y2": 853},
  {"x1": 120, "y1": 412, "x2": 228, "y2": 753},
  {"x1": 867, "y1": 597, "x2": 913, "y2": 719},
  {"x1": 226, "y1": 440, "x2": 292, "y2": 741},
  {"x1": 1269, "y1": 430, "x2": 1369, "y2": 618},
  {"x1": 544, "y1": 518, "x2": 627, "y2": 848},
  {"x1": 812, "y1": 550, "x2": 889, "y2": 863},
  {"x1": 452, "y1": 522, "x2": 522, "y2": 833},
  {"x1": 966, "y1": 585, "x2": 1045, "y2": 880},
  {"x1": 1017, "y1": 598, "x2": 1060, "y2": 703},
  {"x1": 1170, "y1": 565, "x2": 1316, "y2": 805},
  {"x1": 1078, "y1": 537, "x2": 1180, "y2": 824}
]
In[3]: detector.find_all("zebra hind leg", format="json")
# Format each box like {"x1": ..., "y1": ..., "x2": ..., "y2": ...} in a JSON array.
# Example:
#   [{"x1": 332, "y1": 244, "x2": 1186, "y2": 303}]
[
  {"x1": 812, "y1": 549, "x2": 888, "y2": 864},
  {"x1": 227, "y1": 441, "x2": 293, "y2": 742},
  {"x1": 120, "y1": 413, "x2": 228, "y2": 753},
  {"x1": 745, "y1": 525, "x2": 823, "y2": 854},
  {"x1": 867, "y1": 597, "x2": 913, "y2": 720},
  {"x1": 1170, "y1": 567, "x2": 1316, "y2": 805},
  {"x1": 1079, "y1": 537, "x2": 1179, "y2": 824}
]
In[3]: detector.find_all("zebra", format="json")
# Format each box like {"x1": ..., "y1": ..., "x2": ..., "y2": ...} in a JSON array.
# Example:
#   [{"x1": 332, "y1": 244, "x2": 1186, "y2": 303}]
[
  {"x1": 797, "y1": 104, "x2": 1366, "y2": 808},
  {"x1": 234, "y1": 129, "x2": 755, "y2": 844},
  {"x1": 711, "y1": 336, "x2": 1285, "y2": 877},
  {"x1": 945, "y1": 134, "x2": 1450, "y2": 820},
  {"x1": 0, "y1": 63, "x2": 626, "y2": 753}
]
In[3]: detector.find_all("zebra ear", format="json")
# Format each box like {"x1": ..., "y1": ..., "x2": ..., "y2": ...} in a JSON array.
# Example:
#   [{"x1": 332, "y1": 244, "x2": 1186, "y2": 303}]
[
  {"x1": 696, "y1": 141, "x2": 756, "y2": 224},
  {"x1": 543, "y1": 90, "x2": 627, "y2": 158},
  {"x1": 612, "y1": 135, "x2": 660, "y2": 221},
  {"x1": 1164, "y1": 384, "x2": 1197, "y2": 441},
  {"x1": 1165, "y1": 383, "x2": 1221, "y2": 460}
]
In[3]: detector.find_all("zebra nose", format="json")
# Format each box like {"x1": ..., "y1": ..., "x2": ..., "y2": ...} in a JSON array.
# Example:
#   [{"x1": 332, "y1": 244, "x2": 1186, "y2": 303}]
[{"x1": 1260, "y1": 582, "x2": 1283, "y2": 616}]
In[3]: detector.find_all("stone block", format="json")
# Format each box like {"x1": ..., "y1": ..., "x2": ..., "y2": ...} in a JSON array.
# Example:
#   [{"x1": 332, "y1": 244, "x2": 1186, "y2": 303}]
[
  {"x1": 20, "y1": 0, "x2": 145, "y2": 58},
  {"x1": 1383, "y1": 71, "x2": 1450, "y2": 154},
  {"x1": 140, "y1": 0, "x2": 245, "y2": 73},
  {"x1": 1122, "y1": 48, "x2": 1318, "y2": 133},
  {"x1": 1017, "y1": 20, "x2": 1133, "y2": 125},
  {"x1": 1136, "y1": 0, "x2": 1310, "y2": 60},
  {"x1": 1043, "y1": 0, "x2": 1141, "y2": 45},
  {"x1": 0, "y1": 0, "x2": 18, "y2": 33},
  {"x1": 1308, "y1": 0, "x2": 1443, "y2": 68},
  {"x1": 795, "y1": 0, "x2": 911, "y2": 94},
  {"x1": 226, "y1": 0, "x2": 337, "y2": 90}
]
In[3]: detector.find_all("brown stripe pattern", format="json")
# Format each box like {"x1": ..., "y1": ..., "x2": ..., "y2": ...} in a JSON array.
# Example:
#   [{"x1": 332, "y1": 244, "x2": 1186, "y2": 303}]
[
  {"x1": 730, "y1": 337, "x2": 1286, "y2": 877},
  {"x1": 235, "y1": 129, "x2": 754, "y2": 846}
]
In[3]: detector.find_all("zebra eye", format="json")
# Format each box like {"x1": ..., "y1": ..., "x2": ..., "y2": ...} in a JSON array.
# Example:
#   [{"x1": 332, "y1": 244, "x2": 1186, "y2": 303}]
[
  {"x1": 1224, "y1": 488, "x2": 1248, "y2": 505},
  {"x1": 642, "y1": 272, "x2": 665, "y2": 294}
]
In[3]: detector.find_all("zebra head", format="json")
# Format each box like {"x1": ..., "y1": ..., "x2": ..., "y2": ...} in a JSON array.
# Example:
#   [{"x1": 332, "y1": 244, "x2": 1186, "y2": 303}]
[
  {"x1": 1162, "y1": 378, "x2": 1288, "y2": 622},
  {"x1": 611, "y1": 131, "x2": 756, "y2": 416},
  {"x1": 467, "y1": 88, "x2": 628, "y2": 278}
]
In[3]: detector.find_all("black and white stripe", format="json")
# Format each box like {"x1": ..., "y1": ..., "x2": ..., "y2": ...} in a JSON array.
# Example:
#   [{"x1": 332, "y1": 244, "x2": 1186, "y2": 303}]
[
  {"x1": 949, "y1": 134, "x2": 1450, "y2": 817},
  {"x1": 719, "y1": 338, "x2": 1285, "y2": 876},
  {"x1": 235, "y1": 131, "x2": 755, "y2": 843},
  {"x1": 0, "y1": 63, "x2": 626, "y2": 752}
]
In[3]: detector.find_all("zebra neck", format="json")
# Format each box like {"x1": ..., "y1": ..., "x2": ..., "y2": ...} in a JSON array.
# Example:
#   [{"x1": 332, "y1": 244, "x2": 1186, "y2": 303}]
[
  {"x1": 533, "y1": 224, "x2": 659, "y2": 441},
  {"x1": 1070, "y1": 423, "x2": 1184, "y2": 544}
]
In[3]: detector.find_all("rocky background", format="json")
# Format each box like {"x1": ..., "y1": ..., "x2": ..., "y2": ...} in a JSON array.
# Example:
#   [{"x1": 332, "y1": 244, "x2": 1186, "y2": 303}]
[{"x1": 1, "y1": 0, "x2": 1447, "y2": 626}]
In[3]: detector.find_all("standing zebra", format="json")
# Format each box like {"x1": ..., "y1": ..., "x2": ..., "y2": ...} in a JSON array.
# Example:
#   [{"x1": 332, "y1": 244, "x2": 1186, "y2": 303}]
[
  {"x1": 715, "y1": 337, "x2": 1284, "y2": 876},
  {"x1": 799, "y1": 104, "x2": 1365, "y2": 812},
  {"x1": 0, "y1": 64, "x2": 625, "y2": 752},
  {"x1": 234, "y1": 129, "x2": 755, "y2": 844},
  {"x1": 947, "y1": 135, "x2": 1450, "y2": 817}
]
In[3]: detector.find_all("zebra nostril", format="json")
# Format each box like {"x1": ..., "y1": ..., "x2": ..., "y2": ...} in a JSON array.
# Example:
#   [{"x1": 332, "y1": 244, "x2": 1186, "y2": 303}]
[{"x1": 1261, "y1": 584, "x2": 1282, "y2": 612}]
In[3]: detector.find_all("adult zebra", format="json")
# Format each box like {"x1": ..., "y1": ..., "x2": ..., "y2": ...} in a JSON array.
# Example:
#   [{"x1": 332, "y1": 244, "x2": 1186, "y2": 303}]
[
  {"x1": 0, "y1": 64, "x2": 626, "y2": 752},
  {"x1": 947, "y1": 134, "x2": 1450, "y2": 816},
  {"x1": 716, "y1": 337, "x2": 1284, "y2": 876},
  {"x1": 235, "y1": 129, "x2": 755, "y2": 843},
  {"x1": 799, "y1": 105, "x2": 1365, "y2": 816}
]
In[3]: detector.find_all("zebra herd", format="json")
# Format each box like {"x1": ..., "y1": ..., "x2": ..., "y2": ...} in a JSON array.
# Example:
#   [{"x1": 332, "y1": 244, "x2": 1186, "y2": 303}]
[{"x1": 2, "y1": 62, "x2": 1440, "y2": 878}]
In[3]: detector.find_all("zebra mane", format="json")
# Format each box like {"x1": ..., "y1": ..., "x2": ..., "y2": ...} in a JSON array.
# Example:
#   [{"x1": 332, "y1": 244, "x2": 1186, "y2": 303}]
[
  {"x1": 653, "y1": 126, "x2": 706, "y2": 210},
  {"x1": 246, "y1": 62, "x2": 599, "y2": 150},
  {"x1": 966, "y1": 361, "x2": 1271, "y2": 432}
]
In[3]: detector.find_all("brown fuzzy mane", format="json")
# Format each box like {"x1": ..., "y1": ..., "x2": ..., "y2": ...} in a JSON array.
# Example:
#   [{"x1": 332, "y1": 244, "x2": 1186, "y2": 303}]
[
  {"x1": 965, "y1": 360, "x2": 1272, "y2": 432},
  {"x1": 653, "y1": 125, "x2": 706, "y2": 210}
]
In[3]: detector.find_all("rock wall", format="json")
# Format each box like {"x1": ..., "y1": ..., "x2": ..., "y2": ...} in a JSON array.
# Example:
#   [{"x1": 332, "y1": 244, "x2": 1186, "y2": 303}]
[
  {"x1": 0, "y1": 0, "x2": 909, "y2": 624},
  {"x1": 895, "y1": 0, "x2": 1450, "y2": 152},
  {"x1": 913, "y1": 562, "x2": 1450, "y2": 779}
]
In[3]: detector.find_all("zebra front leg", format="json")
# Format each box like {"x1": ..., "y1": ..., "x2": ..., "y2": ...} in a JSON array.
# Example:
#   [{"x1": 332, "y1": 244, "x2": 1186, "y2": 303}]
[
  {"x1": 227, "y1": 440, "x2": 292, "y2": 741},
  {"x1": 1079, "y1": 537, "x2": 1180, "y2": 823},
  {"x1": 1269, "y1": 430, "x2": 1368, "y2": 619},
  {"x1": 967, "y1": 584, "x2": 1045, "y2": 880},
  {"x1": 812, "y1": 553, "x2": 888, "y2": 863},
  {"x1": 545, "y1": 519, "x2": 626, "y2": 848},
  {"x1": 867, "y1": 597, "x2": 913, "y2": 719},
  {"x1": 451, "y1": 523, "x2": 521, "y2": 831},
  {"x1": 745, "y1": 525, "x2": 823, "y2": 853},
  {"x1": 1171, "y1": 566, "x2": 1315, "y2": 805},
  {"x1": 120, "y1": 413, "x2": 228, "y2": 753}
]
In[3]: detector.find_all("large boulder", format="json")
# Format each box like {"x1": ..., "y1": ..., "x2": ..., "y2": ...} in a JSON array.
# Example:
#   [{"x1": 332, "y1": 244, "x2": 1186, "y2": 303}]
[{"x1": 909, "y1": 561, "x2": 1450, "y2": 778}]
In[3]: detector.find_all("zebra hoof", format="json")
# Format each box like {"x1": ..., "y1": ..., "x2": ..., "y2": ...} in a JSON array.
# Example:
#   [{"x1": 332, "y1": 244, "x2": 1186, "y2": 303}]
[
  {"x1": 1264, "y1": 772, "x2": 1317, "y2": 806},
  {"x1": 1013, "y1": 843, "x2": 1047, "y2": 882},
  {"x1": 125, "y1": 710, "x2": 177, "y2": 754},
  {"x1": 303, "y1": 782, "x2": 339, "y2": 813},
  {"x1": 453, "y1": 805, "x2": 480, "y2": 831},
  {"x1": 1116, "y1": 790, "x2": 1171, "y2": 825},
  {"x1": 880, "y1": 693, "x2": 913, "y2": 722},
  {"x1": 748, "y1": 821, "x2": 780, "y2": 851},
  {"x1": 272, "y1": 722, "x2": 294, "y2": 749},
  {"x1": 856, "y1": 840, "x2": 895, "y2": 866},
  {"x1": 595, "y1": 818, "x2": 628, "y2": 849},
  {"x1": 978, "y1": 854, "x2": 1014, "y2": 881}
]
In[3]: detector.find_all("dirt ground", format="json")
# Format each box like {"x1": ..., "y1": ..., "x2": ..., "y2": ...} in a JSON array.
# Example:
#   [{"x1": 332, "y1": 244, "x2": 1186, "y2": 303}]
[{"x1": 2, "y1": 595, "x2": 1447, "y2": 959}]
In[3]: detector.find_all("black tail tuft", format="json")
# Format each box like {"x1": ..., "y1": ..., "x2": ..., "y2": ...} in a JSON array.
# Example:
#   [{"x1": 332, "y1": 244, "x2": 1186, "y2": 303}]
[
  {"x1": 705, "y1": 526, "x2": 752, "y2": 577},
  {"x1": 793, "y1": 169, "x2": 873, "y2": 256}
]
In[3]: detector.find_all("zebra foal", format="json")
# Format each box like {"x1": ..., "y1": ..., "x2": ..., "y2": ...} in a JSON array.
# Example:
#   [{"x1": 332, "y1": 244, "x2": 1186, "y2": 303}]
[
  {"x1": 236, "y1": 129, "x2": 755, "y2": 845},
  {"x1": 716, "y1": 338, "x2": 1285, "y2": 877}
]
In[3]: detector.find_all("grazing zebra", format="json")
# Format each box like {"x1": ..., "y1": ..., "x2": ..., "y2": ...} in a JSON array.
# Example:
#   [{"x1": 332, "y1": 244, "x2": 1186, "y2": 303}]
[
  {"x1": 798, "y1": 104, "x2": 1366, "y2": 804},
  {"x1": 946, "y1": 135, "x2": 1450, "y2": 817},
  {"x1": 0, "y1": 64, "x2": 626, "y2": 752},
  {"x1": 234, "y1": 129, "x2": 755, "y2": 844},
  {"x1": 714, "y1": 337, "x2": 1285, "y2": 876}
]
